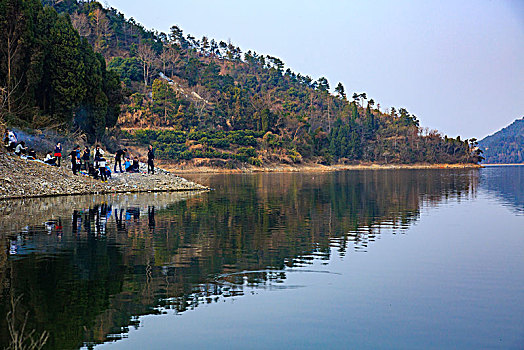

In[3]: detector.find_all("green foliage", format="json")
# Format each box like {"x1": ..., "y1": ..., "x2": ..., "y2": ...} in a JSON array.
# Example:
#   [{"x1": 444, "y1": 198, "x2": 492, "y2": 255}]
[
  {"x1": 0, "y1": 0, "x2": 123, "y2": 141},
  {"x1": 35, "y1": 0, "x2": 479, "y2": 165},
  {"x1": 108, "y1": 57, "x2": 142, "y2": 86}
]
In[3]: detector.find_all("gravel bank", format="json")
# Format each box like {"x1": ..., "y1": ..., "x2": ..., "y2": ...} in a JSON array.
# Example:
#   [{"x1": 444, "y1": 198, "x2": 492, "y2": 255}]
[{"x1": 0, "y1": 153, "x2": 208, "y2": 200}]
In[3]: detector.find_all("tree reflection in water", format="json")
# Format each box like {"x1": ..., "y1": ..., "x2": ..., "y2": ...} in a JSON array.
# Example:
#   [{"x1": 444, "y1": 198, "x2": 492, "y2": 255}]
[{"x1": 0, "y1": 170, "x2": 479, "y2": 349}]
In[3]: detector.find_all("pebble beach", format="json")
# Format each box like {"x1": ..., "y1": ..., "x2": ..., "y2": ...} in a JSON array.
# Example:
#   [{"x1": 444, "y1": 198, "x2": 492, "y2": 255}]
[{"x1": 0, "y1": 153, "x2": 208, "y2": 200}]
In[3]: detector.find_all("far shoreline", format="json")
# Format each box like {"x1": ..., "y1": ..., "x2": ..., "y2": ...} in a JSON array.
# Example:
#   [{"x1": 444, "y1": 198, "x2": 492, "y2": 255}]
[
  {"x1": 481, "y1": 163, "x2": 524, "y2": 167},
  {"x1": 162, "y1": 162, "x2": 483, "y2": 174}
]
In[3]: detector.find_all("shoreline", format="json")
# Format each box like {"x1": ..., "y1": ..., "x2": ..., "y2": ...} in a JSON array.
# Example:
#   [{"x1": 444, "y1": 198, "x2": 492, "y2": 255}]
[
  {"x1": 0, "y1": 185, "x2": 207, "y2": 201},
  {"x1": 0, "y1": 153, "x2": 483, "y2": 200},
  {"x1": 0, "y1": 153, "x2": 208, "y2": 201},
  {"x1": 162, "y1": 162, "x2": 483, "y2": 174}
]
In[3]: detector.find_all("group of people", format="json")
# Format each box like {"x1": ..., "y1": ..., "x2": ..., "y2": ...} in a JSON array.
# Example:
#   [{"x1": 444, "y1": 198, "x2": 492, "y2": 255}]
[
  {"x1": 68, "y1": 144, "x2": 111, "y2": 181},
  {"x1": 113, "y1": 145, "x2": 155, "y2": 174},
  {"x1": 4, "y1": 128, "x2": 156, "y2": 181},
  {"x1": 4, "y1": 129, "x2": 38, "y2": 160}
]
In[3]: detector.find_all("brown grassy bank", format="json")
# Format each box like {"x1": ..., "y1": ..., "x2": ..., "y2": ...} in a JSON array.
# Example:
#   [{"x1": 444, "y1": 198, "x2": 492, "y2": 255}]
[{"x1": 160, "y1": 160, "x2": 482, "y2": 174}]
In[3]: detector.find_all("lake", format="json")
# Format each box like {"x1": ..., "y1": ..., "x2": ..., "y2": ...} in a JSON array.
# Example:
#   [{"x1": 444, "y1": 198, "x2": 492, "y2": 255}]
[{"x1": 0, "y1": 166, "x2": 522, "y2": 349}]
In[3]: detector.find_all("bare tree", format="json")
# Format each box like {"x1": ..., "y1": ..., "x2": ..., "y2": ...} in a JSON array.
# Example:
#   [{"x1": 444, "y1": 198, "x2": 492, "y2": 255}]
[
  {"x1": 137, "y1": 43, "x2": 156, "y2": 90},
  {"x1": 160, "y1": 43, "x2": 181, "y2": 78},
  {"x1": 1, "y1": 8, "x2": 24, "y2": 115},
  {"x1": 159, "y1": 46, "x2": 172, "y2": 74},
  {"x1": 89, "y1": 8, "x2": 109, "y2": 53},
  {"x1": 71, "y1": 12, "x2": 91, "y2": 37}
]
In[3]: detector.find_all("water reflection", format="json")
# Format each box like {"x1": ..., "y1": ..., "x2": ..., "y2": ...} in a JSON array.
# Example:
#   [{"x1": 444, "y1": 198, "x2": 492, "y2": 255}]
[
  {"x1": 480, "y1": 165, "x2": 524, "y2": 213},
  {"x1": 0, "y1": 170, "x2": 480, "y2": 349}
]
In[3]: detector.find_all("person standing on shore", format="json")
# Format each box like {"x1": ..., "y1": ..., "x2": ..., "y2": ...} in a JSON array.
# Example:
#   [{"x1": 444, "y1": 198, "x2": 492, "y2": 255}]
[
  {"x1": 147, "y1": 145, "x2": 155, "y2": 174},
  {"x1": 114, "y1": 148, "x2": 127, "y2": 173},
  {"x1": 69, "y1": 146, "x2": 80, "y2": 175},
  {"x1": 98, "y1": 156, "x2": 108, "y2": 181},
  {"x1": 54, "y1": 142, "x2": 62, "y2": 167},
  {"x1": 94, "y1": 145, "x2": 104, "y2": 168},
  {"x1": 75, "y1": 147, "x2": 81, "y2": 173},
  {"x1": 82, "y1": 146, "x2": 91, "y2": 171}
]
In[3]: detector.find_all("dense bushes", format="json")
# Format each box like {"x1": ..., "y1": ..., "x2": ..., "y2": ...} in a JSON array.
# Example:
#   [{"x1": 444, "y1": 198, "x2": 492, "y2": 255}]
[{"x1": 127, "y1": 129, "x2": 266, "y2": 162}]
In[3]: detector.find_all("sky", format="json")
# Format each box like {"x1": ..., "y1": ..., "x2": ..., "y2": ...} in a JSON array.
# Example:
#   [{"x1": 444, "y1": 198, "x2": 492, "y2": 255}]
[{"x1": 104, "y1": 0, "x2": 524, "y2": 140}]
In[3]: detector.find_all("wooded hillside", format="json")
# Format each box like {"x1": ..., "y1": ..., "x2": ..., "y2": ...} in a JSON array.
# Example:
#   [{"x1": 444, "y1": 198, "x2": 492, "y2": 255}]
[{"x1": 1, "y1": 0, "x2": 483, "y2": 165}]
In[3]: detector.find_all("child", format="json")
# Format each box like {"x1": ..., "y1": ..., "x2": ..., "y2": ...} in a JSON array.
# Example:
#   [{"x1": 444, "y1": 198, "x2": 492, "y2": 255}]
[
  {"x1": 98, "y1": 157, "x2": 108, "y2": 181},
  {"x1": 105, "y1": 165, "x2": 112, "y2": 179},
  {"x1": 124, "y1": 157, "x2": 132, "y2": 172}
]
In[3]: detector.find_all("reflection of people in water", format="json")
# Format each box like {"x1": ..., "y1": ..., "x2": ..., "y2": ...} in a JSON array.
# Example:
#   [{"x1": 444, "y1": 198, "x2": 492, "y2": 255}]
[
  {"x1": 72, "y1": 210, "x2": 80, "y2": 235},
  {"x1": 91, "y1": 204, "x2": 110, "y2": 236},
  {"x1": 148, "y1": 206, "x2": 155, "y2": 230},
  {"x1": 56, "y1": 218, "x2": 63, "y2": 239},
  {"x1": 45, "y1": 220, "x2": 56, "y2": 234},
  {"x1": 84, "y1": 210, "x2": 92, "y2": 235},
  {"x1": 44, "y1": 219, "x2": 63, "y2": 238},
  {"x1": 9, "y1": 238, "x2": 18, "y2": 255},
  {"x1": 115, "y1": 207, "x2": 126, "y2": 231},
  {"x1": 126, "y1": 208, "x2": 140, "y2": 222}
]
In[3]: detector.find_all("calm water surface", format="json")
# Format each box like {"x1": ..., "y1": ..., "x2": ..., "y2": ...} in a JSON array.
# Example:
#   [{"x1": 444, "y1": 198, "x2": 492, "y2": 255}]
[{"x1": 0, "y1": 167, "x2": 522, "y2": 349}]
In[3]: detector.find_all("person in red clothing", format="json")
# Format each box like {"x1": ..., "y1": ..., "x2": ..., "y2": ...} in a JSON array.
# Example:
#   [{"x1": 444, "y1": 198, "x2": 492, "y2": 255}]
[{"x1": 54, "y1": 142, "x2": 62, "y2": 167}]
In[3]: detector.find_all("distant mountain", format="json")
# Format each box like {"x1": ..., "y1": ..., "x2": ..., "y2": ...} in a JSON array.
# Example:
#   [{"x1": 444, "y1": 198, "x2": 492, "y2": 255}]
[{"x1": 478, "y1": 118, "x2": 524, "y2": 164}]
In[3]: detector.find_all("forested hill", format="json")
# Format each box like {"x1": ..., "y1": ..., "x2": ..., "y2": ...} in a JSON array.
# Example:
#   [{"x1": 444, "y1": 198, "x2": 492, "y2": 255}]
[
  {"x1": 0, "y1": 0, "x2": 122, "y2": 142},
  {"x1": 2, "y1": 0, "x2": 482, "y2": 166},
  {"x1": 478, "y1": 118, "x2": 524, "y2": 164}
]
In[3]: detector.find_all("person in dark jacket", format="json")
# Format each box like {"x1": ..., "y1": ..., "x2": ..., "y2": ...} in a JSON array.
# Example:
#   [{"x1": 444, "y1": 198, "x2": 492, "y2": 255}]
[
  {"x1": 27, "y1": 148, "x2": 36, "y2": 160},
  {"x1": 114, "y1": 148, "x2": 127, "y2": 173},
  {"x1": 82, "y1": 146, "x2": 91, "y2": 171},
  {"x1": 94, "y1": 145, "x2": 104, "y2": 163},
  {"x1": 69, "y1": 146, "x2": 80, "y2": 175},
  {"x1": 147, "y1": 145, "x2": 155, "y2": 174},
  {"x1": 131, "y1": 159, "x2": 139, "y2": 172}
]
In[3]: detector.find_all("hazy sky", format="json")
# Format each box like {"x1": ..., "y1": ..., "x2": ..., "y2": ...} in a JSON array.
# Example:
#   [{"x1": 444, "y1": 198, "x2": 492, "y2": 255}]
[{"x1": 105, "y1": 0, "x2": 523, "y2": 140}]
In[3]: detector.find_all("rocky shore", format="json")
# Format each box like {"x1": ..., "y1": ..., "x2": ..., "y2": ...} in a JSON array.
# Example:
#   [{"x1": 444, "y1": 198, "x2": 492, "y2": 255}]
[{"x1": 0, "y1": 153, "x2": 207, "y2": 200}]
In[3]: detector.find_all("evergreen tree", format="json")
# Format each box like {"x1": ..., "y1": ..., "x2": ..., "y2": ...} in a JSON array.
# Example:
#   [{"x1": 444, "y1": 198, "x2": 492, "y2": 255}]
[{"x1": 335, "y1": 82, "x2": 346, "y2": 100}]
